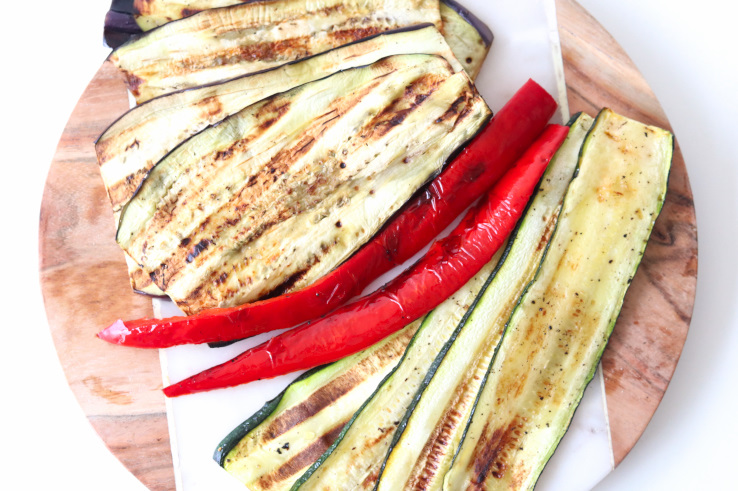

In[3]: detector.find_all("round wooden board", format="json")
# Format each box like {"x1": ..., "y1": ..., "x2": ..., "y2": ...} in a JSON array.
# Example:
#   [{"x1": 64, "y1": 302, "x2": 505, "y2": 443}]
[{"x1": 38, "y1": 1, "x2": 697, "y2": 489}]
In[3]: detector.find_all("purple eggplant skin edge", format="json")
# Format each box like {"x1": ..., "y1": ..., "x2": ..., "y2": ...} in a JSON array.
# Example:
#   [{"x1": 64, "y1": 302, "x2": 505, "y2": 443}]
[
  {"x1": 95, "y1": 23, "x2": 444, "y2": 145},
  {"x1": 442, "y1": 0, "x2": 494, "y2": 47},
  {"x1": 102, "y1": 0, "x2": 493, "y2": 49},
  {"x1": 110, "y1": 0, "x2": 136, "y2": 15},
  {"x1": 104, "y1": 0, "x2": 140, "y2": 48}
]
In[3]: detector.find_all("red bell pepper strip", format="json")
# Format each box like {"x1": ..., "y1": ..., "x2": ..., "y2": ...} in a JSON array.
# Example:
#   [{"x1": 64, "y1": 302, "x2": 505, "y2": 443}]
[
  {"x1": 98, "y1": 80, "x2": 557, "y2": 349},
  {"x1": 162, "y1": 124, "x2": 570, "y2": 397}
]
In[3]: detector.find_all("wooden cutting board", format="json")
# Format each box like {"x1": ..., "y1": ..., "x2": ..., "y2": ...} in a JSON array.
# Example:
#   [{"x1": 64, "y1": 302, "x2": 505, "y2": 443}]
[{"x1": 38, "y1": 1, "x2": 697, "y2": 489}]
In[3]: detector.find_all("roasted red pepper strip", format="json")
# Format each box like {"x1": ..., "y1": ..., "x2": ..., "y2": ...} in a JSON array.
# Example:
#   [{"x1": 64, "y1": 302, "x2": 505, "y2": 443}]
[
  {"x1": 163, "y1": 124, "x2": 570, "y2": 397},
  {"x1": 98, "y1": 80, "x2": 557, "y2": 349}
]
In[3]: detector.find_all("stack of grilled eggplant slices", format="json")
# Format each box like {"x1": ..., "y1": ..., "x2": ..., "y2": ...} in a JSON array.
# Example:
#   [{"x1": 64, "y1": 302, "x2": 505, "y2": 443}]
[{"x1": 98, "y1": 1, "x2": 673, "y2": 489}]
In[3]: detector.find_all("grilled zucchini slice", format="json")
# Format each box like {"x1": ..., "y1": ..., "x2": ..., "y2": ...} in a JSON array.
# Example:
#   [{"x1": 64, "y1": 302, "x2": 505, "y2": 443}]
[
  {"x1": 116, "y1": 54, "x2": 490, "y2": 314},
  {"x1": 214, "y1": 321, "x2": 421, "y2": 491},
  {"x1": 443, "y1": 109, "x2": 672, "y2": 490},
  {"x1": 374, "y1": 114, "x2": 591, "y2": 490},
  {"x1": 292, "y1": 255, "x2": 502, "y2": 490},
  {"x1": 110, "y1": 0, "x2": 442, "y2": 103}
]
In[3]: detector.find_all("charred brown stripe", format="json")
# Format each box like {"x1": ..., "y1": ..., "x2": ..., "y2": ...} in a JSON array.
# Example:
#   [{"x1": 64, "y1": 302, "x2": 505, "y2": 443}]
[
  {"x1": 129, "y1": 262, "x2": 155, "y2": 291},
  {"x1": 365, "y1": 73, "x2": 445, "y2": 139},
  {"x1": 253, "y1": 423, "x2": 347, "y2": 489},
  {"x1": 121, "y1": 70, "x2": 146, "y2": 99},
  {"x1": 469, "y1": 417, "x2": 524, "y2": 485},
  {"x1": 143, "y1": 70, "x2": 435, "y2": 289},
  {"x1": 156, "y1": 37, "x2": 313, "y2": 76},
  {"x1": 358, "y1": 425, "x2": 398, "y2": 489},
  {"x1": 105, "y1": 167, "x2": 150, "y2": 209},
  {"x1": 262, "y1": 325, "x2": 415, "y2": 441},
  {"x1": 329, "y1": 26, "x2": 385, "y2": 45},
  {"x1": 406, "y1": 374, "x2": 481, "y2": 490}
]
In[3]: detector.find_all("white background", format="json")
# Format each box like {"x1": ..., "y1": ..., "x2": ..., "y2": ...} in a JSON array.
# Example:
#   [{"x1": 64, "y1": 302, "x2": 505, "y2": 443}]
[{"x1": 1, "y1": 1, "x2": 736, "y2": 490}]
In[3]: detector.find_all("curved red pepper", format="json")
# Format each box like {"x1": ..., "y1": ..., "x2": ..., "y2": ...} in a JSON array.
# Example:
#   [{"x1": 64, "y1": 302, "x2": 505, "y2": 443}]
[
  {"x1": 163, "y1": 124, "x2": 570, "y2": 397},
  {"x1": 98, "y1": 79, "x2": 558, "y2": 349}
]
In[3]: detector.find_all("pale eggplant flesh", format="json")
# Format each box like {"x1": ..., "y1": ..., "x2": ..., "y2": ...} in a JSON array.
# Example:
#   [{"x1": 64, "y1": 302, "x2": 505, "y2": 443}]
[
  {"x1": 111, "y1": 0, "x2": 493, "y2": 78},
  {"x1": 443, "y1": 109, "x2": 672, "y2": 490},
  {"x1": 116, "y1": 54, "x2": 490, "y2": 314},
  {"x1": 439, "y1": 0, "x2": 493, "y2": 79},
  {"x1": 109, "y1": 0, "x2": 443, "y2": 103},
  {"x1": 99, "y1": 25, "x2": 464, "y2": 296},
  {"x1": 97, "y1": 26, "x2": 462, "y2": 216}
]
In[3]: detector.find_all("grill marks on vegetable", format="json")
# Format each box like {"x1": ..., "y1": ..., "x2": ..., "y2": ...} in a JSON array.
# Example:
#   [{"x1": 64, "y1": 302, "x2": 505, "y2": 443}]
[
  {"x1": 262, "y1": 335, "x2": 411, "y2": 442},
  {"x1": 96, "y1": 27, "x2": 463, "y2": 223},
  {"x1": 407, "y1": 380, "x2": 479, "y2": 489},
  {"x1": 117, "y1": 55, "x2": 489, "y2": 313},
  {"x1": 113, "y1": 0, "x2": 442, "y2": 102},
  {"x1": 219, "y1": 324, "x2": 419, "y2": 490},
  {"x1": 443, "y1": 111, "x2": 673, "y2": 490},
  {"x1": 469, "y1": 416, "x2": 523, "y2": 483},
  {"x1": 255, "y1": 423, "x2": 347, "y2": 490}
]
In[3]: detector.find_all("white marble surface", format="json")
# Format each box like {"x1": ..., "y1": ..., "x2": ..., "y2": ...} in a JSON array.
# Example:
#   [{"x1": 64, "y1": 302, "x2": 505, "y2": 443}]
[{"x1": 5, "y1": 0, "x2": 737, "y2": 490}]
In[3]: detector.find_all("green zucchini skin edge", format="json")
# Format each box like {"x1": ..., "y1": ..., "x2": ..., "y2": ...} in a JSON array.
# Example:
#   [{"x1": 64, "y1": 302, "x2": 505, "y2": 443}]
[
  {"x1": 444, "y1": 110, "x2": 673, "y2": 489},
  {"x1": 213, "y1": 364, "x2": 327, "y2": 466},
  {"x1": 290, "y1": 257, "x2": 505, "y2": 489},
  {"x1": 371, "y1": 231, "x2": 523, "y2": 489},
  {"x1": 523, "y1": 109, "x2": 673, "y2": 488},
  {"x1": 443, "y1": 112, "x2": 593, "y2": 481},
  {"x1": 372, "y1": 114, "x2": 584, "y2": 490}
]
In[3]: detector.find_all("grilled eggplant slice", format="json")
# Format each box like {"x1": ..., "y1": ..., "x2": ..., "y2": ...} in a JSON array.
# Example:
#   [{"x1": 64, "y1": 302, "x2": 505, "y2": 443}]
[
  {"x1": 439, "y1": 0, "x2": 493, "y2": 79},
  {"x1": 293, "y1": 255, "x2": 502, "y2": 490},
  {"x1": 214, "y1": 321, "x2": 421, "y2": 491},
  {"x1": 97, "y1": 26, "x2": 461, "y2": 215},
  {"x1": 110, "y1": 0, "x2": 442, "y2": 103},
  {"x1": 443, "y1": 109, "x2": 672, "y2": 490},
  {"x1": 374, "y1": 114, "x2": 590, "y2": 491},
  {"x1": 100, "y1": 25, "x2": 463, "y2": 296},
  {"x1": 132, "y1": 0, "x2": 238, "y2": 30},
  {"x1": 116, "y1": 54, "x2": 490, "y2": 314},
  {"x1": 122, "y1": 0, "x2": 492, "y2": 78}
]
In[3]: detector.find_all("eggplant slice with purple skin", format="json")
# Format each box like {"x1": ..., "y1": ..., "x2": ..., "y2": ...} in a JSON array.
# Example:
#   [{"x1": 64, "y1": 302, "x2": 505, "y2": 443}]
[
  {"x1": 108, "y1": 0, "x2": 443, "y2": 103},
  {"x1": 97, "y1": 26, "x2": 463, "y2": 296},
  {"x1": 102, "y1": 0, "x2": 493, "y2": 79},
  {"x1": 115, "y1": 54, "x2": 491, "y2": 314}
]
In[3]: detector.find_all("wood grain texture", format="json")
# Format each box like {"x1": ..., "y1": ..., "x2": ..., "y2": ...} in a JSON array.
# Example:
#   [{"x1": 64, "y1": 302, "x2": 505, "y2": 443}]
[
  {"x1": 38, "y1": 61, "x2": 174, "y2": 490},
  {"x1": 556, "y1": 0, "x2": 698, "y2": 465},
  {"x1": 38, "y1": 2, "x2": 697, "y2": 488}
]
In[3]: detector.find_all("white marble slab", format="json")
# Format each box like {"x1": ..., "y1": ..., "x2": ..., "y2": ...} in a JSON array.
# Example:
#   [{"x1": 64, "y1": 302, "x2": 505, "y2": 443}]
[{"x1": 153, "y1": 1, "x2": 615, "y2": 489}]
